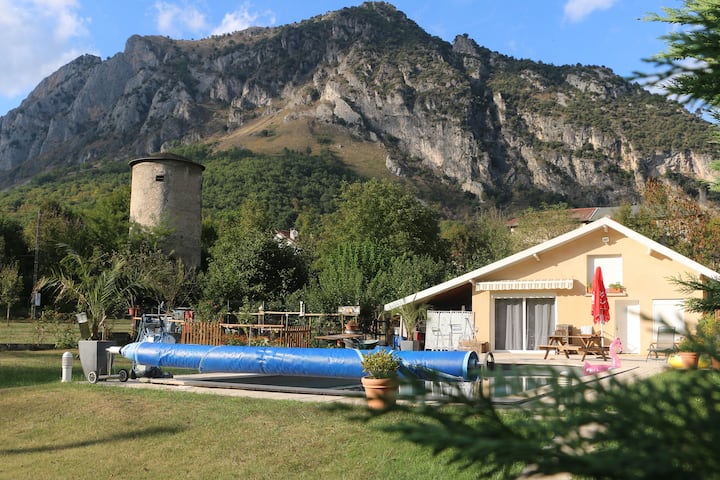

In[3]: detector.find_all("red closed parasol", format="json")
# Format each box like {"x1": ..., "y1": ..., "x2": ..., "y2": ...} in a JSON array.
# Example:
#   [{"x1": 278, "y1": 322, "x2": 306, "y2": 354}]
[{"x1": 591, "y1": 266, "x2": 610, "y2": 347}]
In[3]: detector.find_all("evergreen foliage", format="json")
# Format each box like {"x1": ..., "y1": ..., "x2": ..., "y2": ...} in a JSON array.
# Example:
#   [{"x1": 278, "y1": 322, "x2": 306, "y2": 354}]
[
  {"x1": 639, "y1": 0, "x2": 720, "y2": 119},
  {"x1": 372, "y1": 369, "x2": 720, "y2": 478}
]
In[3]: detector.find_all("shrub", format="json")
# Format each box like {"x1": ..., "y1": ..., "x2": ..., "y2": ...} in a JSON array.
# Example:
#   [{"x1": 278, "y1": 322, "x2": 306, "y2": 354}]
[{"x1": 361, "y1": 350, "x2": 401, "y2": 379}]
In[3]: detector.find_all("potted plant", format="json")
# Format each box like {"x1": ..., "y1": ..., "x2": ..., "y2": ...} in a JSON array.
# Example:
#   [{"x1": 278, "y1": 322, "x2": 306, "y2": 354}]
[
  {"x1": 392, "y1": 302, "x2": 427, "y2": 351},
  {"x1": 608, "y1": 282, "x2": 625, "y2": 294},
  {"x1": 360, "y1": 350, "x2": 401, "y2": 409},
  {"x1": 676, "y1": 336, "x2": 699, "y2": 369},
  {"x1": 344, "y1": 318, "x2": 361, "y2": 334}
]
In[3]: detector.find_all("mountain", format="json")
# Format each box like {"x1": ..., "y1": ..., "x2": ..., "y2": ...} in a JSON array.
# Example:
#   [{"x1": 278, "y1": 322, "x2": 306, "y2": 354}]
[{"x1": 0, "y1": 1, "x2": 716, "y2": 208}]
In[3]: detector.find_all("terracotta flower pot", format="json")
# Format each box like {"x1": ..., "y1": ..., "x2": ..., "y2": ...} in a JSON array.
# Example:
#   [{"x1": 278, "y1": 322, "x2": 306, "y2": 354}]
[
  {"x1": 712, "y1": 355, "x2": 720, "y2": 370},
  {"x1": 678, "y1": 351, "x2": 699, "y2": 369},
  {"x1": 361, "y1": 377, "x2": 398, "y2": 410}
]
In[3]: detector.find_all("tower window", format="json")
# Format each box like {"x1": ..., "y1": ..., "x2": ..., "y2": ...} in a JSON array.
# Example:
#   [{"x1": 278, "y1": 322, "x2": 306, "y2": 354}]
[{"x1": 155, "y1": 175, "x2": 165, "y2": 182}]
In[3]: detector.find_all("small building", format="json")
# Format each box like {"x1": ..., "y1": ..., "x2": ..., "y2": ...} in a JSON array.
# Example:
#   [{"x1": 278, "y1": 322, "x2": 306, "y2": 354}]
[
  {"x1": 385, "y1": 217, "x2": 718, "y2": 354},
  {"x1": 129, "y1": 153, "x2": 205, "y2": 269}
]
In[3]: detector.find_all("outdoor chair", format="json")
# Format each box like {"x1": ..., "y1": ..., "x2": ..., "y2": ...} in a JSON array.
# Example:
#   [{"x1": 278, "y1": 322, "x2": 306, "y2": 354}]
[
  {"x1": 646, "y1": 326, "x2": 677, "y2": 361},
  {"x1": 555, "y1": 324, "x2": 570, "y2": 344}
]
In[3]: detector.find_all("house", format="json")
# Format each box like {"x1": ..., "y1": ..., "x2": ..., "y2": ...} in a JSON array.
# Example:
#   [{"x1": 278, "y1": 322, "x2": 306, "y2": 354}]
[
  {"x1": 274, "y1": 228, "x2": 299, "y2": 246},
  {"x1": 385, "y1": 216, "x2": 719, "y2": 354}
]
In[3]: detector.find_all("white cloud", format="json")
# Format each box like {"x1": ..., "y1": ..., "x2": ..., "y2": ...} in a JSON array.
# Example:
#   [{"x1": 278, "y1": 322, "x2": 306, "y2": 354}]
[
  {"x1": 0, "y1": 0, "x2": 90, "y2": 99},
  {"x1": 154, "y1": 1, "x2": 208, "y2": 37},
  {"x1": 212, "y1": 9, "x2": 254, "y2": 35},
  {"x1": 211, "y1": 3, "x2": 276, "y2": 36},
  {"x1": 153, "y1": 1, "x2": 276, "y2": 38},
  {"x1": 563, "y1": 0, "x2": 616, "y2": 23}
]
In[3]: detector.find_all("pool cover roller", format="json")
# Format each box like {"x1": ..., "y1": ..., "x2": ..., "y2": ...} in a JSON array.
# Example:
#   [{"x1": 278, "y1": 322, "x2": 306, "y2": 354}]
[{"x1": 120, "y1": 342, "x2": 479, "y2": 380}]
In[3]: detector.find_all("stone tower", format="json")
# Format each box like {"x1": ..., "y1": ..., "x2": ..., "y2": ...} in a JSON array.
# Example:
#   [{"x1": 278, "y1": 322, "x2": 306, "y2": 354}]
[{"x1": 129, "y1": 153, "x2": 204, "y2": 269}]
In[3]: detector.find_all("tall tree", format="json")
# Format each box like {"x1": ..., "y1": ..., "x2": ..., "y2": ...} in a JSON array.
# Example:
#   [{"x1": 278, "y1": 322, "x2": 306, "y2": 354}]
[
  {"x1": 0, "y1": 215, "x2": 30, "y2": 310},
  {"x1": 202, "y1": 200, "x2": 309, "y2": 310},
  {"x1": 0, "y1": 215, "x2": 29, "y2": 263},
  {"x1": 307, "y1": 241, "x2": 390, "y2": 316},
  {"x1": 0, "y1": 262, "x2": 22, "y2": 324},
  {"x1": 116, "y1": 246, "x2": 198, "y2": 314},
  {"x1": 440, "y1": 209, "x2": 514, "y2": 275},
  {"x1": 615, "y1": 180, "x2": 720, "y2": 270},
  {"x1": 84, "y1": 186, "x2": 130, "y2": 254},
  {"x1": 508, "y1": 204, "x2": 578, "y2": 251},
  {"x1": 317, "y1": 179, "x2": 447, "y2": 262},
  {"x1": 26, "y1": 201, "x2": 90, "y2": 281}
]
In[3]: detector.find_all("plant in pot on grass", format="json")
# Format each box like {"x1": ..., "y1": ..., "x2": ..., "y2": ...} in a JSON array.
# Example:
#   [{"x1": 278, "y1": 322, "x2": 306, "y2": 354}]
[{"x1": 360, "y1": 349, "x2": 401, "y2": 409}]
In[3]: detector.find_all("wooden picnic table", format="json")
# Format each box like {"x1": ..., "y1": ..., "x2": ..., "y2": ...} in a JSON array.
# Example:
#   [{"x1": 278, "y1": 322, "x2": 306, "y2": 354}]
[
  {"x1": 538, "y1": 335, "x2": 581, "y2": 359},
  {"x1": 569, "y1": 334, "x2": 608, "y2": 361},
  {"x1": 539, "y1": 333, "x2": 589, "y2": 359},
  {"x1": 538, "y1": 335, "x2": 568, "y2": 359}
]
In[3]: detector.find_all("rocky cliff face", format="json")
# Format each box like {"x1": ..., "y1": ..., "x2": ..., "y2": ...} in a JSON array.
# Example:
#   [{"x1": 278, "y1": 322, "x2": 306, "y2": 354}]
[{"x1": 0, "y1": 2, "x2": 715, "y2": 207}]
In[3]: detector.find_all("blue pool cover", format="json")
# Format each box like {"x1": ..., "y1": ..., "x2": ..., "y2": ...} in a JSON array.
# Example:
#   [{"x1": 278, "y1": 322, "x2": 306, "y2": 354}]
[{"x1": 120, "y1": 342, "x2": 479, "y2": 380}]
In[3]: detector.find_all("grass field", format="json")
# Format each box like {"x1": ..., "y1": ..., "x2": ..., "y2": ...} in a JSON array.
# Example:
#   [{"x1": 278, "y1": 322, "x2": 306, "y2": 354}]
[
  {"x1": 2, "y1": 317, "x2": 133, "y2": 345},
  {"x1": 0, "y1": 348, "x2": 504, "y2": 479}
]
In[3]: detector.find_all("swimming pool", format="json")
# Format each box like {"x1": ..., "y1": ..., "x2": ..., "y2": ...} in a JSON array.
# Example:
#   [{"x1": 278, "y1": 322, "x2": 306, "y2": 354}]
[
  {"x1": 155, "y1": 362, "x2": 588, "y2": 405},
  {"x1": 399, "y1": 363, "x2": 585, "y2": 405}
]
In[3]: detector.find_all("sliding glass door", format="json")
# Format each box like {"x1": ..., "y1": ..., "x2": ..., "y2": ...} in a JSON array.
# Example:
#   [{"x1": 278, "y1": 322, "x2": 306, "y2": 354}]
[{"x1": 494, "y1": 297, "x2": 555, "y2": 351}]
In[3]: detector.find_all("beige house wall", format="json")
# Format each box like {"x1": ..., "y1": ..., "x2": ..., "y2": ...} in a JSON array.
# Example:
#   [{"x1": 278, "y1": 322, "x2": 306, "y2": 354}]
[{"x1": 471, "y1": 226, "x2": 705, "y2": 352}]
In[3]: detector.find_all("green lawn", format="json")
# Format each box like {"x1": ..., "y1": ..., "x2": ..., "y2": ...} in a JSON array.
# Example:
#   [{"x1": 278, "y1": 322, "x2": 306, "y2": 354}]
[
  {"x1": 0, "y1": 349, "x2": 496, "y2": 479},
  {"x1": 2, "y1": 317, "x2": 133, "y2": 345}
]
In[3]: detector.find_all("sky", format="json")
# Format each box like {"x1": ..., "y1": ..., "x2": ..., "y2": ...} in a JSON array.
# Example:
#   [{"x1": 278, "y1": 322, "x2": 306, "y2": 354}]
[{"x1": 0, "y1": 0, "x2": 681, "y2": 117}]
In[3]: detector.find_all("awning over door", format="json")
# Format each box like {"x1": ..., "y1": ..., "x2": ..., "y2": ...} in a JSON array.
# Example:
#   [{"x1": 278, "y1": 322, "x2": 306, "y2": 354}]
[{"x1": 475, "y1": 279, "x2": 574, "y2": 291}]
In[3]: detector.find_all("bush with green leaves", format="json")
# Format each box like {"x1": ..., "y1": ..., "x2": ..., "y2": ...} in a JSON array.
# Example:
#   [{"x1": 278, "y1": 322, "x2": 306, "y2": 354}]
[
  {"x1": 32, "y1": 310, "x2": 77, "y2": 348},
  {"x1": 366, "y1": 367, "x2": 720, "y2": 478},
  {"x1": 361, "y1": 350, "x2": 401, "y2": 379}
]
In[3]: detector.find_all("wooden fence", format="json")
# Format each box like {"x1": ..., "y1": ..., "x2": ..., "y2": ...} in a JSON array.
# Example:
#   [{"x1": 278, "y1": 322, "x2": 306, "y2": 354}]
[
  {"x1": 279, "y1": 325, "x2": 312, "y2": 348},
  {"x1": 181, "y1": 321, "x2": 312, "y2": 347},
  {"x1": 181, "y1": 321, "x2": 224, "y2": 345}
]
